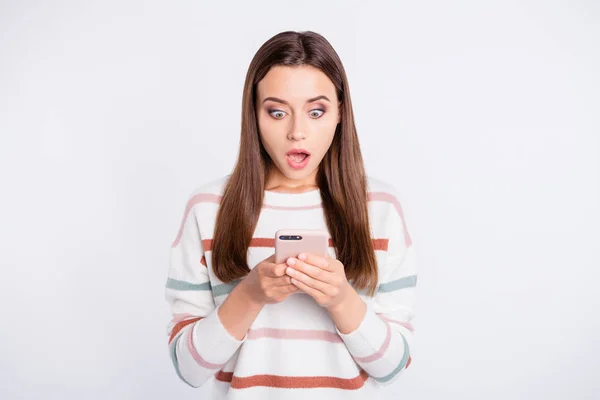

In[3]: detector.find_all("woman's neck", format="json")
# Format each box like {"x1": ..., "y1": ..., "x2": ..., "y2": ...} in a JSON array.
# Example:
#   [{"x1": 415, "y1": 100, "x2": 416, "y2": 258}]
[{"x1": 265, "y1": 169, "x2": 318, "y2": 194}]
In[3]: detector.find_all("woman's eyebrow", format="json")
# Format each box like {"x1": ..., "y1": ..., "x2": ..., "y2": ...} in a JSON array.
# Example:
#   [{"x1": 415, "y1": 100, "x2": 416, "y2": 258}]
[{"x1": 262, "y1": 95, "x2": 330, "y2": 105}]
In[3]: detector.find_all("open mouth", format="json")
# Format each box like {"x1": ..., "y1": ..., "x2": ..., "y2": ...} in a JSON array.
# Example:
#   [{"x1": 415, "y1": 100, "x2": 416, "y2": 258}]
[
  {"x1": 287, "y1": 153, "x2": 309, "y2": 162},
  {"x1": 286, "y1": 149, "x2": 311, "y2": 169}
]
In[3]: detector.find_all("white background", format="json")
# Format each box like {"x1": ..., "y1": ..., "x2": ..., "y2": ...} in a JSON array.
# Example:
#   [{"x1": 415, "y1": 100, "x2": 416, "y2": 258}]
[{"x1": 1, "y1": 1, "x2": 598, "y2": 399}]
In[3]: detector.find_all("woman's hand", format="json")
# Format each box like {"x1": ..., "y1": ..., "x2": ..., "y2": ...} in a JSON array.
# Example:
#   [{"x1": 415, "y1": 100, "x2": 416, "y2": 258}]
[
  {"x1": 241, "y1": 254, "x2": 298, "y2": 306},
  {"x1": 284, "y1": 253, "x2": 352, "y2": 311}
]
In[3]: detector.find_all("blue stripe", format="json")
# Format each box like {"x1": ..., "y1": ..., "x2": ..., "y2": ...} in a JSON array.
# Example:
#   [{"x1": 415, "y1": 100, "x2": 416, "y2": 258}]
[
  {"x1": 212, "y1": 279, "x2": 241, "y2": 297},
  {"x1": 166, "y1": 278, "x2": 211, "y2": 291},
  {"x1": 372, "y1": 334, "x2": 410, "y2": 383},
  {"x1": 169, "y1": 332, "x2": 195, "y2": 387},
  {"x1": 377, "y1": 275, "x2": 417, "y2": 293}
]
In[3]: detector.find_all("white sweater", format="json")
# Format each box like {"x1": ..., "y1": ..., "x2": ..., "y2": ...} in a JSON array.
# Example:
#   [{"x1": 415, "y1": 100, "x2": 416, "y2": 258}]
[{"x1": 165, "y1": 175, "x2": 418, "y2": 399}]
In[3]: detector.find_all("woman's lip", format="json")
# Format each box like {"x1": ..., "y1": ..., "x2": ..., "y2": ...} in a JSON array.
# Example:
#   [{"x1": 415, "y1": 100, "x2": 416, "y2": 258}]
[
  {"x1": 286, "y1": 149, "x2": 310, "y2": 156},
  {"x1": 286, "y1": 154, "x2": 311, "y2": 170}
]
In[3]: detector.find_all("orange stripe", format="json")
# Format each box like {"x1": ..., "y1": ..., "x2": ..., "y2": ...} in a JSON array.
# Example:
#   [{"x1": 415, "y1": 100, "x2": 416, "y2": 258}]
[
  {"x1": 217, "y1": 371, "x2": 233, "y2": 382},
  {"x1": 172, "y1": 191, "x2": 409, "y2": 248},
  {"x1": 329, "y1": 238, "x2": 387, "y2": 250},
  {"x1": 371, "y1": 238, "x2": 388, "y2": 251},
  {"x1": 202, "y1": 238, "x2": 388, "y2": 252},
  {"x1": 168, "y1": 317, "x2": 202, "y2": 344},
  {"x1": 200, "y1": 255, "x2": 206, "y2": 267},
  {"x1": 216, "y1": 369, "x2": 369, "y2": 389},
  {"x1": 202, "y1": 238, "x2": 275, "y2": 251},
  {"x1": 250, "y1": 238, "x2": 275, "y2": 247}
]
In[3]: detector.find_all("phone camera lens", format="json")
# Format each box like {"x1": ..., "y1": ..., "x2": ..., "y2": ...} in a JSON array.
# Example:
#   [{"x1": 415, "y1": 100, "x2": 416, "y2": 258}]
[{"x1": 278, "y1": 235, "x2": 302, "y2": 240}]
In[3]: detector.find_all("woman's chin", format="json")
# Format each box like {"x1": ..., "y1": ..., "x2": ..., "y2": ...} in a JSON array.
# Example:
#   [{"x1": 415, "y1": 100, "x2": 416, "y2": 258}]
[{"x1": 278, "y1": 162, "x2": 317, "y2": 181}]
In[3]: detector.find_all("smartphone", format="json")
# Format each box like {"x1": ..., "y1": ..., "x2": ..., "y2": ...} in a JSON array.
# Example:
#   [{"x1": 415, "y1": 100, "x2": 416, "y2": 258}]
[{"x1": 274, "y1": 229, "x2": 329, "y2": 264}]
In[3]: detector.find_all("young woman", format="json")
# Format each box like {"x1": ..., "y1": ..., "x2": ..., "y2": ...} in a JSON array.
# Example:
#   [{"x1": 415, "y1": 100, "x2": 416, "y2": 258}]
[{"x1": 165, "y1": 30, "x2": 418, "y2": 399}]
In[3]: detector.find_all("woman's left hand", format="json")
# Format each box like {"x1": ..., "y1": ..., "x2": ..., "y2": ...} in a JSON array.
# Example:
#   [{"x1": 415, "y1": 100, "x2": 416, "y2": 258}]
[{"x1": 284, "y1": 253, "x2": 352, "y2": 310}]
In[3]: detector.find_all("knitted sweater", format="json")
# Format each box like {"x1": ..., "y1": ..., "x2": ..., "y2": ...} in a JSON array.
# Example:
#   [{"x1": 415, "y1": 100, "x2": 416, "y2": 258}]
[{"x1": 165, "y1": 175, "x2": 418, "y2": 399}]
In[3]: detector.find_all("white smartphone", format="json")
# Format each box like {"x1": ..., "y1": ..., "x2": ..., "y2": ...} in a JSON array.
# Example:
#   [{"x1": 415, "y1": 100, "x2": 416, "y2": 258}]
[{"x1": 274, "y1": 229, "x2": 329, "y2": 264}]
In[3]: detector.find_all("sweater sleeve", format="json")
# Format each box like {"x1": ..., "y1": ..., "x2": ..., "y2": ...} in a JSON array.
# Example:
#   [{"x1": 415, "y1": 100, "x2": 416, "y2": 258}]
[
  {"x1": 165, "y1": 195, "x2": 246, "y2": 388},
  {"x1": 336, "y1": 188, "x2": 418, "y2": 386}
]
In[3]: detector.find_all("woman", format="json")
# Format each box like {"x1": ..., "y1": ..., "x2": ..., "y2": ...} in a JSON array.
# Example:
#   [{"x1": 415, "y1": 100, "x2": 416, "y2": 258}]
[{"x1": 165, "y1": 30, "x2": 418, "y2": 399}]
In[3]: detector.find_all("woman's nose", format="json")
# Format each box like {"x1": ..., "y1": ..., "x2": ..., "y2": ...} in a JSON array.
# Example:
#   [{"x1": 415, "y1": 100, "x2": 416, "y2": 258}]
[
  {"x1": 288, "y1": 115, "x2": 306, "y2": 141},
  {"x1": 289, "y1": 130, "x2": 305, "y2": 141}
]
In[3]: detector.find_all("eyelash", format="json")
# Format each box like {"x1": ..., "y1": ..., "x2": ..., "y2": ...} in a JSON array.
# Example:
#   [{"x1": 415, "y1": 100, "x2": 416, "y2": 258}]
[{"x1": 268, "y1": 109, "x2": 325, "y2": 120}]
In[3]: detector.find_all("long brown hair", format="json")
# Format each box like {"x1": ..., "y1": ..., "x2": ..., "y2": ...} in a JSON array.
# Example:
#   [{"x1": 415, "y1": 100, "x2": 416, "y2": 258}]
[{"x1": 212, "y1": 31, "x2": 378, "y2": 296}]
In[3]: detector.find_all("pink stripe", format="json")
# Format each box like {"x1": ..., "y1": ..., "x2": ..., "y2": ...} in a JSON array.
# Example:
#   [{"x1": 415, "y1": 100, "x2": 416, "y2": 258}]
[
  {"x1": 172, "y1": 191, "x2": 410, "y2": 247},
  {"x1": 172, "y1": 194, "x2": 221, "y2": 247},
  {"x1": 170, "y1": 313, "x2": 195, "y2": 324},
  {"x1": 263, "y1": 204, "x2": 323, "y2": 211},
  {"x1": 368, "y1": 192, "x2": 412, "y2": 247},
  {"x1": 186, "y1": 323, "x2": 226, "y2": 370},
  {"x1": 353, "y1": 321, "x2": 391, "y2": 363},
  {"x1": 247, "y1": 328, "x2": 343, "y2": 343},
  {"x1": 377, "y1": 314, "x2": 415, "y2": 332}
]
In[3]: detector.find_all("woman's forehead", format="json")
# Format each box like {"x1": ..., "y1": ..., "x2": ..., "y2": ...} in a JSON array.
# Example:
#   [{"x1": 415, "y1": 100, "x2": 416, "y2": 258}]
[{"x1": 257, "y1": 65, "x2": 336, "y2": 102}]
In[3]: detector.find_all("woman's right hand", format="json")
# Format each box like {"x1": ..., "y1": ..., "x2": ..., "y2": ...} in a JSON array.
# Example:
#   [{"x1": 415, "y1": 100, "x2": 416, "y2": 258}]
[{"x1": 241, "y1": 254, "x2": 298, "y2": 305}]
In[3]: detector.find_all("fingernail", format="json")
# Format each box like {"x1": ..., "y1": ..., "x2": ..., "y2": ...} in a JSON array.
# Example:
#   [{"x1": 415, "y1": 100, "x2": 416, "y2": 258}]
[
  {"x1": 287, "y1": 258, "x2": 296, "y2": 266},
  {"x1": 298, "y1": 253, "x2": 306, "y2": 261},
  {"x1": 286, "y1": 267, "x2": 295, "y2": 275}
]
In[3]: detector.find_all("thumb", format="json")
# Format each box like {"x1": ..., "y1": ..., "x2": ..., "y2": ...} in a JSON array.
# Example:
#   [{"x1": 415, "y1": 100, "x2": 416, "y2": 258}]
[{"x1": 272, "y1": 262, "x2": 288, "y2": 277}]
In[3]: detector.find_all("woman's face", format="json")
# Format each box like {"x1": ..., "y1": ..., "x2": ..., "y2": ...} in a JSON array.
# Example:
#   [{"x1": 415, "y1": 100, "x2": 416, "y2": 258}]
[{"x1": 255, "y1": 65, "x2": 341, "y2": 188}]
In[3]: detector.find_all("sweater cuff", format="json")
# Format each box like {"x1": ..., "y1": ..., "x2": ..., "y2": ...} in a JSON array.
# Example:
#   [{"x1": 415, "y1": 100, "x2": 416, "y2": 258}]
[
  {"x1": 335, "y1": 306, "x2": 388, "y2": 357},
  {"x1": 191, "y1": 304, "x2": 247, "y2": 364}
]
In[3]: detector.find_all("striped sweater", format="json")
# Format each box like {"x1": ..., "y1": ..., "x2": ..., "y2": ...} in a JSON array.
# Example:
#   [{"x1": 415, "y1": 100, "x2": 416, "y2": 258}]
[{"x1": 165, "y1": 175, "x2": 418, "y2": 399}]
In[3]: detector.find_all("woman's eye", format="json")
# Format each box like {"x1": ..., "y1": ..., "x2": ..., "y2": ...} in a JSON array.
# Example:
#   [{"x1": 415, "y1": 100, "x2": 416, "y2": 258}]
[
  {"x1": 268, "y1": 109, "x2": 324, "y2": 119},
  {"x1": 269, "y1": 110, "x2": 286, "y2": 119},
  {"x1": 309, "y1": 109, "x2": 324, "y2": 118}
]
